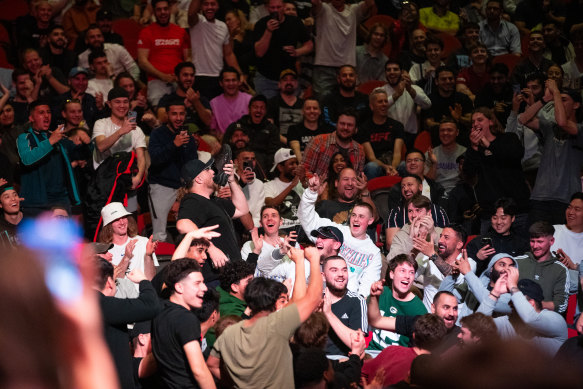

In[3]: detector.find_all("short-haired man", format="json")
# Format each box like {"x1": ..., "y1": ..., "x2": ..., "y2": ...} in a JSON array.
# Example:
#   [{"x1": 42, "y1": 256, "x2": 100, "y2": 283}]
[
  {"x1": 252, "y1": 0, "x2": 313, "y2": 98},
  {"x1": 263, "y1": 148, "x2": 305, "y2": 234},
  {"x1": 511, "y1": 30, "x2": 554, "y2": 87},
  {"x1": 234, "y1": 147, "x2": 265, "y2": 226},
  {"x1": 266, "y1": 68, "x2": 304, "y2": 144},
  {"x1": 478, "y1": 0, "x2": 521, "y2": 57},
  {"x1": 148, "y1": 100, "x2": 199, "y2": 242},
  {"x1": 16, "y1": 100, "x2": 81, "y2": 216},
  {"x1": 303, "y1": 108, "x2": 366, "y2": 179},
  {"x1": 10, "y1": 68, "x2": 38, "y2": 126},
  {"x1": 86, "y1": 50, "x2": 114, "y2": 101},
  {"x1": 465, "y1": 197, "x2": 529, "y2": 276},
  {"x1": 157, "y1": 61, "x2": 212, "y2": 132},
  {"x1": 151, "y1": 258, "x2": 215, "y2": 388},
  {"x1": 356, "y1": 88, "x2": 405, "y2": 179},
  {"x1": 96, "y1": 260, "x2": 161, "y2": 389},
  {"x1": 288, "y1": 98, "x2": 334, "y2": 162},
  {"x1": 207, "y1": 247, "x2": 323, "y2": 387},
  {"x1": 478, "y1": 267, "x2": 567, "y2": 356},
  {"x1": 22, "y1": 48, "x2": 69, "y2": 99},
  {"x1": 474, "y1": 63, "x2": 513, "y2": 125},
  {"x1": 320, "y1": 65, "x2": 370, "y2": 127},
  {"x1": 446, "y1": 22, "x2": 480, "y2": 72},
  {"x1": 17, "y1": 0, "x2": 55, "y2": 50},
  {"x1": 322, "y1": 255, "x2": 368, "y2": 359},
  {"x1": 424, "y1": 119, "x2": 467, "y2": 196},
  {"x1": 137, "y1": 0, "x2": 192, "y2": 106},
  {"x1": 0, "y1": 183, "x2": 24, "y2": 249},
  {"x1": 458, "y1": 312, "x2": 499, "y2": 347},
  {"x1": 362, "y1": 313, "x2": 446, "y2": 387},
  {"x1": 551, "y1": 192, "x2": 583, "y2": 294},
  {"x1": 300, "y1": 174, "x2": 382, "y2": 297},
  {"x1": 542, "y1": 21, "x2": 575, "y2": 66},
  {"x1": 209, "y1": 66, "x2": 252, "y2": 137},
  {"x1": 57, "y1": 66, "x2": 102, "y2": 128},
  {"x1": 356, "y1": 23, "x2": 389, "y2": 83},
  {"x1": 78, "y1": 24, "x2": 140, "y2": 81},
  {"x1": 188, "y1": 0, "x2": 244, "y2": 99},
  {"x1": 39, "y1": 25, "x2": 76, "y2": 75},
  {"x1": 367, "y1": 255, "x2": 428, "y2": 356},
  {"x1": 515, "y1": 221, "x2": 570, "y2": 313},
  {"x1": 92, "y1": 87, "x2": 147, "y2": 212},
  {"x1": 382, "y1": 60, "x2": 432, "y2": 149}
]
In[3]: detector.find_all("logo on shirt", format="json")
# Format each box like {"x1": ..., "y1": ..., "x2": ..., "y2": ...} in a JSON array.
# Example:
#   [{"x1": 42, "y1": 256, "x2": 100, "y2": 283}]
[
  {"x1": 390, "y1": 306, "x2": 397, "y2": 314},
  {"x1": 155, "y1": 38, "x2": 180, "y2": 46},
  {"x1": 341, "y1": 313, "x2": 349, "y2": 319}
]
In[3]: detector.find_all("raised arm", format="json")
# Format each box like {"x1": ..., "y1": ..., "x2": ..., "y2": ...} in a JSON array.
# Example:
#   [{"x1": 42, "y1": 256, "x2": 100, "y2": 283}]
[
  {"x1": 294, "y1": 247, "x2": 323, "y2": 322},
  {"x1": 188, "y1": 0, "x2": 201, "y2": 27},
  {"x1": 367, "y1": 281, "x2": 397, "y2": 329}
]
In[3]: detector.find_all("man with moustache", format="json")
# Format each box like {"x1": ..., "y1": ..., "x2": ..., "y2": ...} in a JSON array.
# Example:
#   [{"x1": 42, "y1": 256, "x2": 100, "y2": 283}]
[
  {"x1": 321, "y1": 255, "x2": 368, "y2": 359},
  {"x1": 320, "y1": 65, "x2": 369, "y2": 127},
  {"x1": 40, "y1": 25, "x2": 76, "y2": 75},
  {"x1": 267, "y1": 69, "x2": 303, "y2": 144}
]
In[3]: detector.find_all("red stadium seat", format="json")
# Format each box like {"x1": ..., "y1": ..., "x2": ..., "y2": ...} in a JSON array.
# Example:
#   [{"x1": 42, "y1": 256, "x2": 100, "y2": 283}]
[
  {"x1": 492, "y1": 54, "x2": 523, "y2": 75},
  {"x1": 437, "y1": 32, "x2": 461, "y2": 60},
  {"x1": 413, "y1": 131, "x2": 432, "y2": 154},
  {"x1": 356, "y1": 80, "x2": 386, "y2": 95}
]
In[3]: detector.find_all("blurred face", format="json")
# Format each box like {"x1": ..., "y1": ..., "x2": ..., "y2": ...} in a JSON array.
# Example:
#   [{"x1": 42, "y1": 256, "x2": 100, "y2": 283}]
[
  {"x1": 411, "y1": 29, "x2": 427, "y2": 52},
  {"x1": 335, "y1": 168, "x2": 357, "y2": 201},
  {"x1": 178, "y1": 271, "x2": 208, "y2": 309},
  {"x1": 97, "y1": 18, "x2": 113, "y2": 33},
  {"x1": 349, "y1": 205, "x2": 373, "y2": 238},
  {"x1": 407, "y1": 202, "x2": 429, "y2": 224},
  {"x1": 279, "y1": 74, "x2": 297, "y2": 95},
  {"x1": 178, "y1": 66, "x2": 195, "y2": 90},
  {"x1": 284, "y1": 2, "x2": 297, "y2": 15},
  {"x1": 91, "y1": 56, "x2": 109, "y2": 76},
  {"x1": 390, "y1": 262, "x2": 415, "y2": 296},
  {"x1": 188, "y1": 245, "x2": 208, "y2": 266},
  {"x1": 36, "y1": 2, "x2": 52, "y2": 24},
  {"x1": 526, "y1": 80, "x2": 544, "y2": 99},
  {"x1": 275, "y1": 292, "x2": 289, "y2": 310},
  {"x1": 323, "y1": 258, "x2": 348, "y2": 292},
  {"x1": 426, "y1": 43, "x2": 442, "y2": 65},
  {"x1": 463, "y1": 27, "x2": 480, "y2": 45},
  {"x1": 260, "y1": 207, "x2": 282, "y2": 235},
  {"x1": 0, "y1": 189, "x2": 20, "y2": 215},
  {"x1": 279, "y1": 157, "x2": 298, "y2": 180},
  {"x1": 29, "y1": 104, "x2": 51, "y2": 132},
  {"x1": 491, "y1": 207, "x2": 514, "y2": 235},
  {"x1": 24, "y1": 51, "x2": 43, "y2": 74},
  {"x1": 458, "y1": 326, "x2": 478, "y2": 346},
  {"x1": 117, "y1": 77, "x2": 136, "y2": 98},
  {"x1": 543, "y1": 24, "x2": 559, "y2": 43},
  {"x1": 0, "y1": 104, "x2": 14, "y2": 126},
  {"x1": 489, "y1": 71, "x2": 507, "y2": 94},
  {"x1": 154, "y1": 1, "x2": 171, "y2": 26},
  {"x1": 49, "y1": 28, "x2": 67, "y2": 48},
  {"x1": 220, "y1": 71, "x2": 240, "y2": 96},
  {"x1": 167, "y1": 105, "x2": 186, "y2": 130},
  {"x1": 530, "y1": 235, "x2": 554, "y2": 260},
  {"x1": 62, "y1": 102, "x2": 84, "y2": 126},
  {"x1": 470, "y1": 46, "x2": 488, "y2": 65},
  {"x1": 485, "y1": 1, "x2": 502, "y2": 21},
  {"x1": 111, "y1": 216, "x2": 128, "y2": 235},
  {"x1": 405, "y1": 152, "x2": 424, "y2": 176},
  {"x1": 529, "y1": 33, "x2": 545, "y2": 53},
  {"x1": 236, "y1": 150, "x2": 256, "y2": 170},
  {"x1": 385, "y1": 63, "x2": 402, "y2": 86},
  {"x1": 234, "y1": 274, "x2": 253, "y2": 297},
  {"x1": 561, "y1": 93, "x2": 580, "y2": 115},
  {"x1": 547, "y1": 65, "x2": 563, "y2": 85},
  {"x1": 432, "y1": 293, "x2": 458, "y2": 329},
  {"x1": 69, "y1": 73, "x2": 89, "y2": 94},
  {"x1": 566, "y1": 198, "x2": 583, "y2": 231},
  {"x1": 370, "y1": 26, "x2": 387, "y2": 49},
  {"x1": 400, "y1": 3, "x2": 418, "y2": 24},
  {"x1": 471, "y1": 112, "x2": 493, "y2": 134},
  {"x1": 315, "y1": 236, "x2": 341, "y2": 258},
  {"x1": 370, "y1": 92, "x2": 388, "y2": 116},
  {"x1": 268, "y1": 0, "x2": 284, "y2": 19},
  {"x1": 201, "y1": 0, "x2": 219, "y2": 21},
  {"x1": 436, "y1": 71, "x2": 455, "y2": 95},
  {"x1": 336, "y1": 114, "x2": 356, "y2": 141},
  {"x1": 303, "y1": 99, "x2": 320, "y2": 122},
  {"x1": 438, "y1": 122, "x2": 458, "y2": 146},
  {"x1": 249, "y1": 101, "x2": 266, "y2": 124},
  {"x1": 332, "y1": 153, "x2": 347, "y2": 173},
  {"x1": 109, "y1": 97, "x2": 130, "y2": 119},
  {"x1": 230, "y1": 130, "x2": 249, "y2": 148},
  {"x1": 225, "y1": 12, "x2": 241, "y2": 33},
  {"x1": 437, "y1": 227, "x2": 462, "y2": 258},
  {"x1": 15, "y1": 74, "x2": 32, "y2": 97},
  {"x1": 196, "y1": 167, "x2": 215, "y2": 190},
  {"x1": 85, "y1": 28, "x2": 105, "y2": 49},
  {"x1": 491, "y1": 257, "x2": 515, "y2": 282},
  {"x1": 401, "y1": 177, "x2": 422, "y2": 200},
  {"x1": 337, "y1": 66, "x2": 356, "y2": 91}
]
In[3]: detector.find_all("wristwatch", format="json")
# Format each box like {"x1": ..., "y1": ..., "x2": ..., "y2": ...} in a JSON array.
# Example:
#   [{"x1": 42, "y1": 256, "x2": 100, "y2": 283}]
[{"x1": 429, "y1": 253, "x2": 439, "y2": 261}]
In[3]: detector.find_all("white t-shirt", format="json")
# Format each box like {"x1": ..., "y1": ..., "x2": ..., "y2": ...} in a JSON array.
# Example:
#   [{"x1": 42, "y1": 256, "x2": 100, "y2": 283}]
[
  {"x1": 108, "y1": 235, "x2": 159, "y2": 291},
  {"x1": 86, "y1": 78, "x2": 114, "y2": 101},
  {"x1": 92, "y1": 117, "x2": 147, "y2": 169},
  {"x1": 314, "y1": 2, "x2": 366, "y2": 67},
  {"x1": 552, "y1": 224, "x2": 583, "y2": 293},
  {"x1": 190, "y1": 14, "x2": 230, "y2": 77}
]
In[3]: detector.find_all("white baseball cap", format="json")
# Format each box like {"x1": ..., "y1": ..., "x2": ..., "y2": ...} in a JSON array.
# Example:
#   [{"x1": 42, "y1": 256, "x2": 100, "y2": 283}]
[
  {"x1": 101, "y1": 202, "x2": 132, "y2": 227},
  {"x1": 270, "y1": 148, "x2": 296, "y2": 172}
]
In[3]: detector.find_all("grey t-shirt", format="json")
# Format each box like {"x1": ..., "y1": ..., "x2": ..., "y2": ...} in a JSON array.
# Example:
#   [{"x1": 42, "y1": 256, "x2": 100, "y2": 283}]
[
  {"x1": 425, "y1": 144, "x2": 466, "y2": 195},
  {"x1": 530, "y1": 118, "x2": 583, "y2": 203}
]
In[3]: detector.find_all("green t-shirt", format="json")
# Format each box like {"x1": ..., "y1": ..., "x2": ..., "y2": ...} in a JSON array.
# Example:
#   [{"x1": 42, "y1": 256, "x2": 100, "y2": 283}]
[{"x1": 367, "y1": 287, "x2": 427, "y2": 350}]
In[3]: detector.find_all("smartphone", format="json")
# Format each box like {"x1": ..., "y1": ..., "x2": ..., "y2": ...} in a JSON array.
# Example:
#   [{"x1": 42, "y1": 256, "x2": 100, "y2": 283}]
[
  {"x1": 270, "y1": 11, "x2": 279, "y2": 19},
  {"x1": 481, "y1": 237, "x2": 493, "y2": 247},
  {"x1": 128, "y1": 110, "x2": 138, "y2": 123},
  {"x1": 512, "y1": 84, "x2": 521, "y2": 94},
  {"x1": 243, "y1": 160, "x2": 253, "y2": 171},
  {"x1": 552, "y1": 251, "x2": 565, "y2": 259}
]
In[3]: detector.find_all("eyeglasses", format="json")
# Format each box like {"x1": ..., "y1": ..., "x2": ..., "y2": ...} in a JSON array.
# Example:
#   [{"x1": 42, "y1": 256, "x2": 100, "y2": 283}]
[{"x1": 406, "y1": 158, "x2": 424, "y2": 163}]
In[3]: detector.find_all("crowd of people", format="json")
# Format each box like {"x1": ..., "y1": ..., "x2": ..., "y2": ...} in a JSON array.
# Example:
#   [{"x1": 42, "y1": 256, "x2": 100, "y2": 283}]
[{"x1": 2, "y1": 0, "x2": 583, "y2": 387}]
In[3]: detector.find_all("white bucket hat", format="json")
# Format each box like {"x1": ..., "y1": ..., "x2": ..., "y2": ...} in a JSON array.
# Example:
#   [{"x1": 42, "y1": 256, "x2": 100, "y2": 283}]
[{"x1": 101, "y1": 202, "x2": 132, "y2": 227}]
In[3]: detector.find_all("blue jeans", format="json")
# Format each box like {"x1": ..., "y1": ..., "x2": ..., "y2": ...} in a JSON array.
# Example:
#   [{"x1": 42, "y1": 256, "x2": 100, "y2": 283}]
[
  {"x1": 312, "y1": 65, "x2": 339, "y2": 99},
  {"x1": 253, "y1": 72, "x2": 279, "y2": 99},
  {"x1": 364, "y1": 162, "x2": 386, "y2": 180}
]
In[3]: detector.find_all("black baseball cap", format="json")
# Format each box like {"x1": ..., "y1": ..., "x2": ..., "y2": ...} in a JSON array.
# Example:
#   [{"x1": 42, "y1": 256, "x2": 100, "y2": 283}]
[
  {"x1": 311, "y1": 226, "x2": 344, "y2": 245},
  {"x1": 517, "y1": 279, "x2": 544, "y2": 303},
  {"x1": 180, "y1": 158, "x2": 215, "y2": 186}
]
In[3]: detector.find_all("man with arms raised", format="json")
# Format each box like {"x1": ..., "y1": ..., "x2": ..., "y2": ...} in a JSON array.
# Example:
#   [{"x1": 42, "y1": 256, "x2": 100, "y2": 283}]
[{"x1": 299, "y1": 173, "x2": 381, "y2": 297}]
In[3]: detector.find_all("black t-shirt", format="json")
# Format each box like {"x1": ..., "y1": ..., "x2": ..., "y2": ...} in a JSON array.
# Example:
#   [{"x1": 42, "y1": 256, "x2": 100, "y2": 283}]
[
  {"x1": 253, "y1": 15, "x2": 311, "y2": 80},
  {"x1": 426, "y1": 91, "x2": 473, "y2": 125},
  {"x1": 152, "y1": 300, "x2": 202, "y2": 389},
  {"x1": 266, "y1": 95, "x2": 304, "y2": 136},
  {"x1": 325, "y1": 292, "x2": 367, "y2": 357},
  {"x1": 177, "y1": 193, "x2": 241, "y2": 262},
  {"x1": 158, "y1": 92, "x2": 211, "y2": 133},
  {"x1": 320, "y1": 90, "x2": 370, "y2": 128},
  {"x1": 0, "y1": 216, "x2": 19, "y2": 250},
  {"x1": 355, "y1": 117, "x2": 404, "y2": 158},
  {"x1": 287, "y1": 122, "x2": 334, "y2": 151}
]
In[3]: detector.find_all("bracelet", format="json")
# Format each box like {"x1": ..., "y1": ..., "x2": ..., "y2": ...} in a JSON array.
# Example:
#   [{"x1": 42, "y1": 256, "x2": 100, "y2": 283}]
[
  {"x1": 489, "y1": 292, "x2": 499, "y2": 299},
  {"x1": 361, "y1": 192, "x2": 370, "y2": 197},
  {"x1": 510, "y1": 287, "x2": 519, "y2": 295}
]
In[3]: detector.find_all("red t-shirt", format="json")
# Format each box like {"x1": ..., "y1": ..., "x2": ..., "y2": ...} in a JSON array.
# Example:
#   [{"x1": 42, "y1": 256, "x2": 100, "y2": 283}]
[
  {"x1": 361, "y1": 346, "x2": 418, "y2": 387},
  {"x1": 456, "y1": 66, "x2": 490, "y2": 95},
  {"x1": 138, "y1": 22, "x2": 190, "y2": 81}
]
